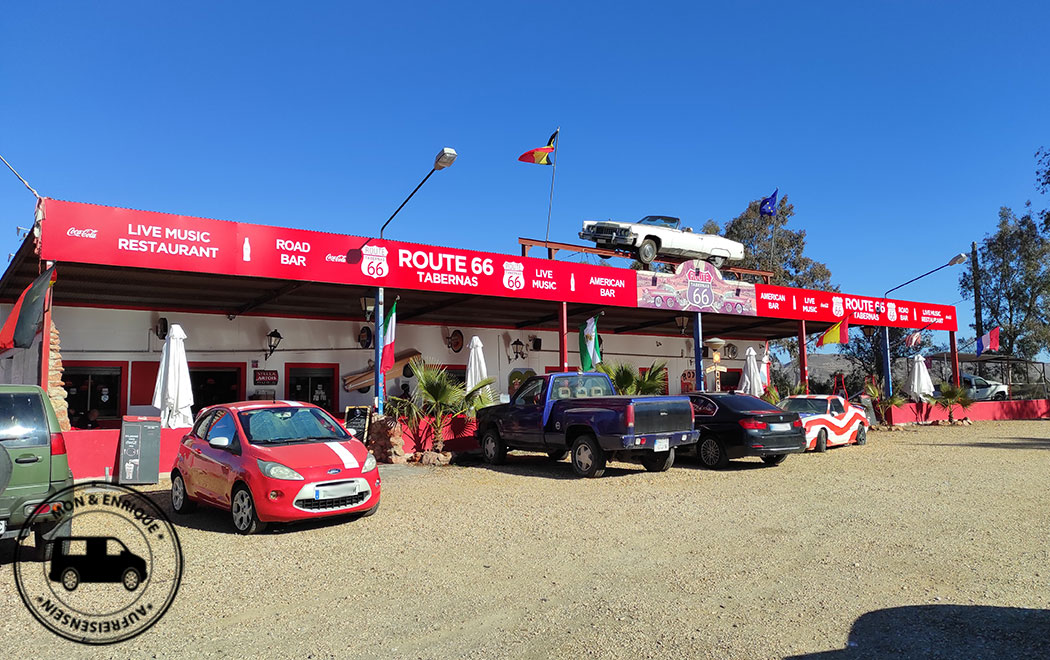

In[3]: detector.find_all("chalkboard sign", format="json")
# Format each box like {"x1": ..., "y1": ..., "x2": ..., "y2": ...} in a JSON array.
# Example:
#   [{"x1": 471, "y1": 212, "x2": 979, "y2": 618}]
[
  {"x1": 343, "y1": 406, "x2": 371, "y2": 441},
  {"x1": 118, "y1": 416, "x2": 161, "y2": 485}
]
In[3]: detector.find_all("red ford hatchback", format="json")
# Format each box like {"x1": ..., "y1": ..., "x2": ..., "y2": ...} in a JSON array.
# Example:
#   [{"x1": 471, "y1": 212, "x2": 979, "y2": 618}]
[{"x1": 170, "y1": 401, "x2": 380, "y2": 534}]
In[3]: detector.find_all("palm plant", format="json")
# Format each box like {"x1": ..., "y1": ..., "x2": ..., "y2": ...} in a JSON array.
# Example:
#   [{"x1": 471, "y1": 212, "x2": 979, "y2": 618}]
[
  {"x1": 760, "y1": 384, "x2": 781, "y2": 405},
  {"x1": 934, "y1": 383, "x2": 974, "y2": 424},
  {"x1": 864, "y1": 380, "x2": 907, "y2": 426},
  {"x1": 596, "y1": 360, "x2": 668, "y2": 395},
  {"x1": 399, "y1": 358, "x2": 496, "y2": 452}
]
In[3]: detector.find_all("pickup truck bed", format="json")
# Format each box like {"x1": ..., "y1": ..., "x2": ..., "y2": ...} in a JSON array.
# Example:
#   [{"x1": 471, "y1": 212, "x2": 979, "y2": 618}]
[{"x1": 475, "y1": 372, "x2": 699, "y2": 477}]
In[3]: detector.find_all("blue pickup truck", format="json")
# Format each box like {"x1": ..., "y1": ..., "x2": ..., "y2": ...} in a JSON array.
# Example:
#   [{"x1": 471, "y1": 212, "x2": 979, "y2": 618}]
[{"x1": 474, "y1": 372, "x2": 699, "y2": 477}]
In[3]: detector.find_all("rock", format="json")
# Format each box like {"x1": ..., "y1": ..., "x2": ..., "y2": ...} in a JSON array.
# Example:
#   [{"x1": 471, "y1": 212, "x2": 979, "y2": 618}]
[{"x1": 418, "y1": 451, "x2": 452, "y2": 466}]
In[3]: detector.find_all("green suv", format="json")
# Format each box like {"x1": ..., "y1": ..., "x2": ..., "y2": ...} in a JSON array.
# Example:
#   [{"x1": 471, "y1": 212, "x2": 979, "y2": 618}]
[{"x1": 0, "y1": 385, "x2": 73, "y2": 559}]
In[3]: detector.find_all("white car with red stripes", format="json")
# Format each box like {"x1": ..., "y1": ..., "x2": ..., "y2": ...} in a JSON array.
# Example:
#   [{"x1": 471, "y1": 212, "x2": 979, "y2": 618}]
[
  {"x1": 170, "y1": 400, "x2": 380, "y2": 534},
  {"x1": 778, "y1": 395, "x2": 869, "y2": 452}
]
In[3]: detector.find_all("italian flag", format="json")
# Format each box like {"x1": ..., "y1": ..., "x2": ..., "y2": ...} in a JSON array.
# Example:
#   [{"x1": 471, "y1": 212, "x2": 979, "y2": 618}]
[
  {"x1": 380, "y1": 301, "x2": 396, "y2": 374},
  {"x1": 579, "y1": 316, "x2": 601, "y2": 371}
]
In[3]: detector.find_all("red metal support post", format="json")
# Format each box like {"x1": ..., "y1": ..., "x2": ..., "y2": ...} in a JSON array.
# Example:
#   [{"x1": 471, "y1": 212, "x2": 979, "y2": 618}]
[
  {"x1": 949, "y1": 330, "x2": 961, "y2": 387},
  {"x1": 798, "y1": 320, "x2": 809, "y2": 394},
  {"x1": 559, "y1": 302, "x2": 568, "y2": 370}
]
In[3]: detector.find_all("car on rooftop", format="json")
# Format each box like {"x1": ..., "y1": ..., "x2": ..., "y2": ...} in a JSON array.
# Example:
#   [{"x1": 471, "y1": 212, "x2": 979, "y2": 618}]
[
  {"x1": 170, "y1": 400, "x2": 380, "y2": 534},
  {"x1": 580, "y1": 215, "x2": 745, "y2": 267}
]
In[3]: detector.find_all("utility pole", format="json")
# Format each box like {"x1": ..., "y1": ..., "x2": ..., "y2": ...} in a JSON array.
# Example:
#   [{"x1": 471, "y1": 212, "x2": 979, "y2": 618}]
[{"x1": 971, "y1": 241, "x2": 983, "y2": 377}]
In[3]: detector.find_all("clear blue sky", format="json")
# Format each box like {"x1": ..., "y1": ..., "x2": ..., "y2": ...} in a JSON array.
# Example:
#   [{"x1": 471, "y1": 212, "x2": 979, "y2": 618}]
[{"x1": 2, "y1": 2, "x2": 1047, "y2": 349}]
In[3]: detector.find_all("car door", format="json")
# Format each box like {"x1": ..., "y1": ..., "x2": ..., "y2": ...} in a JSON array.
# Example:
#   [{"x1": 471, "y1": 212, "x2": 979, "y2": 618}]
[
  {"x1": 0, "y1": 392, "x2": 53, "y2": 522},
  {"x1": 182, "y1": 411, "x2": 216, "y2": 500},
  {"x1": 691, "y1": 395, "x2": 720, "y2": 439},
  {"x1": 199, "y1": 411, "x2": 239, "y2": 507},
  {"x1": 828, "y1": 397, "x2": 849, "y2": 444},
  {"x1": 505, "y1": 378, "x2": 546, "y2": 448}
]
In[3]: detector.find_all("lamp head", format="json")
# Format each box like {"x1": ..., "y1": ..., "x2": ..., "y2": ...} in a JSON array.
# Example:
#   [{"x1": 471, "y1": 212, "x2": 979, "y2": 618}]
[
  {"x1": 266, "y1": 329, "x2": 283, "y2": 358},
  {"x1": 434, "y1": 147, "x2": 458, "y2": 170},
  {"x1": 947, "y1": 253, "x2": 967, "y2": 266}
]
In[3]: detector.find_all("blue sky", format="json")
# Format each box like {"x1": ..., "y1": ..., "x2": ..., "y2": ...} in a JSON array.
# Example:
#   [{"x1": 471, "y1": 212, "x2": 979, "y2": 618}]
[{"x1": 2, "y1": 2, "x2": 1047, "y2": 349}]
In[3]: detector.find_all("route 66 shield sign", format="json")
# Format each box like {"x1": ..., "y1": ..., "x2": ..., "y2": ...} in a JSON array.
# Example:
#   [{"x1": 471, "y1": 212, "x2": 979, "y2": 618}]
[
  {"x1": 361, "y1": 245, "x2": 389, "y2": 280},
  {"x1": 502, "y1": 262, "x2": 525, "y2": 291}
]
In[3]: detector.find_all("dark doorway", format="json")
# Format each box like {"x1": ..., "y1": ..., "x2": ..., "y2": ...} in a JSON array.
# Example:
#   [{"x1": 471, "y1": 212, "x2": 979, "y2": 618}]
[{"x1": 286, "y1": 365, "x2": 337, "y2": 412}]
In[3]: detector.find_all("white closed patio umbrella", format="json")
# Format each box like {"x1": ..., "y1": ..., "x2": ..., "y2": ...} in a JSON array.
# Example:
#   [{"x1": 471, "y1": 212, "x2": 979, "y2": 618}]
[
  {"x1": 739, "y1": 346, "x2": 765, "y2": 396},
  {"x1": 907, "y1": 353, "x2": 935, "y2": 403},
  {"x1": 466, "y1": 335, "x2": 488, "y2": 392},
  {"x1": 152, "y1": 323, "x2": 194, "y2": 428}
]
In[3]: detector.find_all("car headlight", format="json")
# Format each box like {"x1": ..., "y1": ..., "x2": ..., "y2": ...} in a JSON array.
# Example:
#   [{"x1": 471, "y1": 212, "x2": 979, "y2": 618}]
[
  {"x1": 362, "y1": 453, "x2": 377, "y2": 473},
  {"x1": 257, "y1": 460, "x2": 305, "y2": 481},
  {"x1": 617, "y1": 227, "x2": 629, "y2": 235}
]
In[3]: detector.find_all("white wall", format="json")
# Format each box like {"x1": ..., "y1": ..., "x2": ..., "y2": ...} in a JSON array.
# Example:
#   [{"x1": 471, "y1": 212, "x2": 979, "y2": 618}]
[{"x1": 46, "y1": 305, "x2": 766, "y2": 410}]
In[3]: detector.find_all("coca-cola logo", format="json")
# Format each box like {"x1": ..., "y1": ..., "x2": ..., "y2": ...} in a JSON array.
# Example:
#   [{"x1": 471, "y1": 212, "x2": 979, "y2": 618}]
[
  {"x1": 325, "y1": 254, "x2": 347, "y2": 263},
  {"x1": 66, "y1": 227, "x2": 98, "y2": 239}
]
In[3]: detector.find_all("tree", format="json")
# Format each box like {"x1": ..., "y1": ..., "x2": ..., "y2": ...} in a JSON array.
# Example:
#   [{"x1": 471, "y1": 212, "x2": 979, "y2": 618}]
[
  {"x1": 1037, "y1": 146, "x2": 1050, "y2": 197},
  {"x1": 706, "y1": 195, "x2": 835, "y2": 291},
  {"x1": 958, "y1": 206, "x2": 1050, "y2": 361},
  {"x1": 837, "y1": 326, "x2": 942, "y2": 391},
  {"x1": 705, "y1": 195, "x2": 837, "y2": 366}
]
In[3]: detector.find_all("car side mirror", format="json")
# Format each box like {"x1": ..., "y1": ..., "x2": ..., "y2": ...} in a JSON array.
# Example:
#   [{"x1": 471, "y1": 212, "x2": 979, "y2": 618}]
[{"x1": 209, "y1": 436, "x2": 232, "y2": 449}]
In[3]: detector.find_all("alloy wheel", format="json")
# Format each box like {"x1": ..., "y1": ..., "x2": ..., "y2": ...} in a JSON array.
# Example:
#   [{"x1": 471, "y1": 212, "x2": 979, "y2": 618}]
[
  {"x1": 232, "y1": 490, "x2": 253, "y2": 531},
  {"x1": 701, "y1": 438, "x2": 720, "y2": 465},
  {"x1": 171, "y1": 476, "x2": 185, "y2": 510}
]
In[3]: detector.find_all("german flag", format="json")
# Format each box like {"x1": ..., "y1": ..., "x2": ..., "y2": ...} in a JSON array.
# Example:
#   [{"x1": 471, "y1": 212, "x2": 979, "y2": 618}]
[
  {"x1": 816, "y1": 317, "x2": 849, "y2": 347},
  {"x1": 518, "y1": 129, "x2": 558, "y2": 165},
  {"x1": 0, "y1": 266, "x2": 57, "y2": 351}
]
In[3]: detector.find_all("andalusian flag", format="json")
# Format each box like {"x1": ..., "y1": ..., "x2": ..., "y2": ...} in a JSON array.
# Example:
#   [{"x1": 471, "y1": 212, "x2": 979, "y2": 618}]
[
  {"x1": 816, "y1": 317, "x2": 849, "y2": 348},
  {"x1": 0, "y1": 266, "x2": 57, "y2": 351},
  {"x1": 518, "y1": 129, "x2": 559, "y2": 165},
  {"x1": 380, "y1": 301, "x2": 397, "y2": 374},
  {"x1": 579, "y1": 316, "x2": 601, "y2": 370}
]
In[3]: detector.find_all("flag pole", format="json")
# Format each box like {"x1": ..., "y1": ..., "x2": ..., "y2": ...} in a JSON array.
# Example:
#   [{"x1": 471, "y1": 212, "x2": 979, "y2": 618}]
[{"x1": 544, "y1": 127, "x2": 560, "y2": 244}]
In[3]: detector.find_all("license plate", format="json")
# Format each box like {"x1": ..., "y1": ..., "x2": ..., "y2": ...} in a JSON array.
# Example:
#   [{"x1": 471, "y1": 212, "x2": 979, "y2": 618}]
[
  {"x1": 770, "y1": 423, "x2": 791, "y2": 432},
  {"x1": 315, "y1": 483, "x2": 357, "y2": 500},
  {"x1": 654, "y1": 438, "x2": 669, "y2": 452}
]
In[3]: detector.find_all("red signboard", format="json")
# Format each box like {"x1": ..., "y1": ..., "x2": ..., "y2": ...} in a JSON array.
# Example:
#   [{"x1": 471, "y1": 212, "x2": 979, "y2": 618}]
[
  {"x1": 754, "y1": 284, "x2": 958, "y2": 332},
  {"x1": 253, "y1": 370, "x2": 279, "y2": 385},
  {"x1": 38, "y1": 199, "x2": 958, "y2": 331},
  {"x1": 39, "y1": 199, "x2": 635, "y2": 307}
]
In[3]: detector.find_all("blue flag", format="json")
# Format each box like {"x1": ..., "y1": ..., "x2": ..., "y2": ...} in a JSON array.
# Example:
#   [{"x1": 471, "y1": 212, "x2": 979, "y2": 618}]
[{"x1": 759, "y1": 188, "x2": 778, "y2": 217}]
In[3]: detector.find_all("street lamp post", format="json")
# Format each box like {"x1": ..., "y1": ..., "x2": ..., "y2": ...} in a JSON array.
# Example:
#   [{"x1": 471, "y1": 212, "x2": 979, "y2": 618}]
[
  {"x1": 880, "y1": 253, "x2": 967, "y2": 398},
  {"x1": 373, "y1": 147, "x2": 457, "y2": 415}
]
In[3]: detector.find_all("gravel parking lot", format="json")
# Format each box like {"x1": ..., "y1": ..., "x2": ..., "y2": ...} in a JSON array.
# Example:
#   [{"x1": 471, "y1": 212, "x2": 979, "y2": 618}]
[{"x1": 2, "y1": 420, "x2": 1049, "y2": 658}]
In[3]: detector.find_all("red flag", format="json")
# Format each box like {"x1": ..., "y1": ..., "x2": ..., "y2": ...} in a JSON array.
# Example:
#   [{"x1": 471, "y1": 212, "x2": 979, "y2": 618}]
[
  {"x1": 517, "y1": 129, "x2": 559, "y2": 165},
  {"x1": 0, "y1": 267, "x2": 57, "y2": 351},
  {"x1": 817, "y1": 317, "x2": 849, "y2": 347}
]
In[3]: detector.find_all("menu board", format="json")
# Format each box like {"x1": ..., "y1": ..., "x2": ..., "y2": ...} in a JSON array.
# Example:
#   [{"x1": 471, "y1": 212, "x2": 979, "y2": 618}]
[
  {"x1": 117, "y1": 416, "x2": 161, "y2": 484},
  {"x1": 343, "y1": 406, "x2": 371, "y2": 441}
]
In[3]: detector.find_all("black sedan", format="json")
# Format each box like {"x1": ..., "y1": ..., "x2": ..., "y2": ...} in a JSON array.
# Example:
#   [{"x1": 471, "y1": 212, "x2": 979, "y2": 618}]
[{"x1": 687, "y1": 393, "x2": 807, "y2": 469}]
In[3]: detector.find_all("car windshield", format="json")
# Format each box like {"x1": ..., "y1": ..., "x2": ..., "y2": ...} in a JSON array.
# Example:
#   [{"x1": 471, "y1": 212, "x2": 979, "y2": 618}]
[
  {"x1": 550, "y1": 375, "x2": 615, "y2": 399},
  {"x1": 637, "y1": 216, "x2": 680, "y2": 229},
  {"x1": 715, "y1": 394, "x2": 782, "y2": 413},
  {"x1": 780, "y1": 398, "x2": 828, "y2": 414},
  {"x1": 238, "y1": 407, "x2": 349, "y2": 444}
]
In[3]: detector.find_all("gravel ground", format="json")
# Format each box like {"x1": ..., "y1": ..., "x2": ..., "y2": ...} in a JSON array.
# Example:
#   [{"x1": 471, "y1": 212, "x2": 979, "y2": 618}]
[{"x1": 2, "y1": 420, "x2": 1049, "y2": 659}]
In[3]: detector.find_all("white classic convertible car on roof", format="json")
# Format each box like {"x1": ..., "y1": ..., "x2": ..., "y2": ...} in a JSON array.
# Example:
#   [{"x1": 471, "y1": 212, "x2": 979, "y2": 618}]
[{"x1": 579, "y1": 215, "x2": 745, "y2": 267}]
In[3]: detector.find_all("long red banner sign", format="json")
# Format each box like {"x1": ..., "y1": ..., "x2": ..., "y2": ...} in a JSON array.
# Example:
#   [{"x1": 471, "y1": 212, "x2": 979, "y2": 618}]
[
  {"x1": 754, "y1": 283, "x2": 958, "y2": 332},
  {"x1": 39, "y1": 199, "x2": 957, "y2": 331},
  {"x1": 39, "y1": 199, "x2": 635, "y2": 307}
]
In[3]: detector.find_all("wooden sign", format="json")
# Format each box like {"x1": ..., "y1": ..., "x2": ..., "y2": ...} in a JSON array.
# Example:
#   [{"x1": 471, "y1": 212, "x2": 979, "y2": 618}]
[{"x1": 704, "y1": 365, "x2": 727, "y2": 373}]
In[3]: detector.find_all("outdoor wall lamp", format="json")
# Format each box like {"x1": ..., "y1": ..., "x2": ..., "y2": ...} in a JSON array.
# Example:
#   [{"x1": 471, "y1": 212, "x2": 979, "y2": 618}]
[
  {"x1": 674, "y1": 315, "x2": 690, "y2": 335},
  {"x1": 511, "y1": 338, "x2": 527, "y2": 360},
  {"x1": 266, "y1": 329, "x2": 283, "y2": 359},
  {"x1": 360, "y1": 296, "x2": 375, "y2": 321},
  {"x1": 861, "y1": 326, "x2": 877, "y2": 338}
]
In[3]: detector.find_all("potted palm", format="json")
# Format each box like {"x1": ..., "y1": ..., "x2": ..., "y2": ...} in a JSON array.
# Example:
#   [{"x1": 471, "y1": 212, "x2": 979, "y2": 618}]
[{"x1": 933, "y1": 383, "x2": 974, "y2": 424}]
